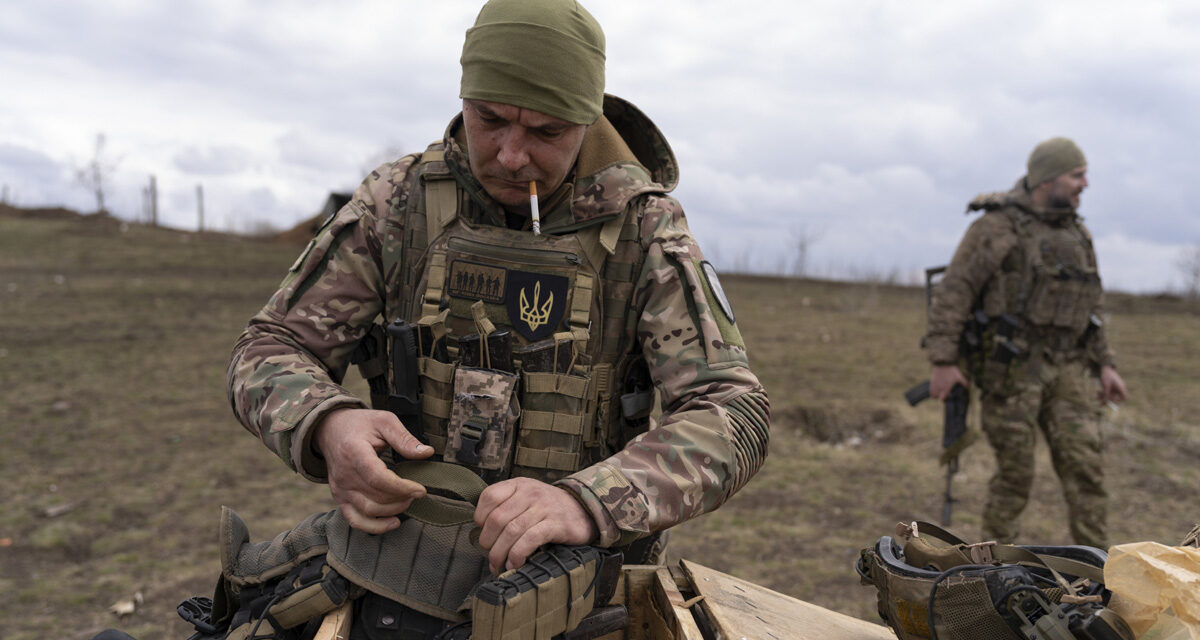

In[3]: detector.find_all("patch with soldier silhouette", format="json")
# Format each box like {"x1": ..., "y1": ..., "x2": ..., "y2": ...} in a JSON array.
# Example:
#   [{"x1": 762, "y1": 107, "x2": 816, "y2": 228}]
[
  {"x1": 506, "y1": 270, "x2": 569, "y2": 341},
  {"x1": 449, "y1": 260, "x2": 507, "y2": 304}
]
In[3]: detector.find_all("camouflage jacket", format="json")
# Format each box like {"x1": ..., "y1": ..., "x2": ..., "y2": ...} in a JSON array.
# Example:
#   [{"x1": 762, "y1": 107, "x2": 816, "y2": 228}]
[
  {"x1": 228, "y1": 95, "x2": 770, "y2": 547},
  {"x1": 926, "y1": 178, "x2": 1114, "y2": 373}
]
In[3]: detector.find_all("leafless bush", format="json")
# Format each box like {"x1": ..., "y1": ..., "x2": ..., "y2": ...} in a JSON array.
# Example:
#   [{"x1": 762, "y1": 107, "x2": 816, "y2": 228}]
[
  {"x1": 1178, "y1": 245, "x2": 1200, "y2": 300},
  {"x1": 75, "y1": 133, "x2": 119, "y2": 214}
]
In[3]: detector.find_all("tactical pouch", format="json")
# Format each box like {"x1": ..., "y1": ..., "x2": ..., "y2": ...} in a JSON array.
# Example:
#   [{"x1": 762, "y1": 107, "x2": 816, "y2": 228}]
[
  {"x1": 419, "y1": 357, "x2": 457, "y2": 454},
  {"x1": 471, "y1": 545, "x2": 623, "y2": 640},
  {"x1": 515, "y1": 335, "x2": 595, "y2": 482},
  {"x1": 856, "y1": 522, "x2": 1124, "y2": 640},
  {"x1": 1025, "y1": 263, "x2": 1101, "y2": 335},
  {"x1": 444, "y1": 366, "x2": 520, "y2": 477}
]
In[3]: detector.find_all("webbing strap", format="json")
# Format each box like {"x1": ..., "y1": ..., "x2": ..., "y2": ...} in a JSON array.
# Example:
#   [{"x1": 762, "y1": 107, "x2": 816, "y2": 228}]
[
  {"x1": 417, "y1": 357, "x2": 455, "y2": 383},
  {"x1": 514, "y1": 447, "x2": 580, "y2": 472},
  {"x1": 913, "y1": 521, "x2": 1105, "y2": 586},
  {"x1": 422, "y1": 253, "x2": 448, "y2": 318},
  {"x1": 524, "y1": 372, "x2": 589, "y2": 398},
  {"x1": 421, "y1": 395, "x2": 452, "y2": 420},
  {"x1": 388, "y1": 460, "x2": 487, "y2": 526},
  {"x1": 569, "y1": 274, "x2": 594, "y2": 332},
  {"x1": 520, "y1": 410, "x2": 586, "y2": 435}
]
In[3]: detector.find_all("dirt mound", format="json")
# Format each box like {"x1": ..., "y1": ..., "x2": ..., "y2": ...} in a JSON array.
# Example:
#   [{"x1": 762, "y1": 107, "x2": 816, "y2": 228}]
[
  {"x1": 0, "y1": 203, "x2": 87, "y2": 219},
  {"x1": 776, "y1": 404, "x2": 914, "y2": 445}
]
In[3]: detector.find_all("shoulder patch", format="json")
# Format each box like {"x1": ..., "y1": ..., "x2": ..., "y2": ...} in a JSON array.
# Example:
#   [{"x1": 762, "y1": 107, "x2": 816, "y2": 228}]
[{"x1": 701, "y1": 261, "x2": 735, "y2": 324}]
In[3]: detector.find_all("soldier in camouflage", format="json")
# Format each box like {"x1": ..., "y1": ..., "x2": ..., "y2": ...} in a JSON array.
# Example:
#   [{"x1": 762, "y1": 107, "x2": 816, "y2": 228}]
[
  {"x1": 926, "y1": 137, "x2": 1127, "y2": 548},
  {"x1": 226, "y1": 0, "x2": 769, "y2": 624}
]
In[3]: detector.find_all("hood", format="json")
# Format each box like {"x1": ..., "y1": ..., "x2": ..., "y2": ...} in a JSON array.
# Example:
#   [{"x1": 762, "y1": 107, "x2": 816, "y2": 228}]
[
  {"x1": 441, "y1": 94, "x2": 679, "y2": 231},
  {"x1": 966, "y1": 177, "x2": 1078, "y2": 226}
]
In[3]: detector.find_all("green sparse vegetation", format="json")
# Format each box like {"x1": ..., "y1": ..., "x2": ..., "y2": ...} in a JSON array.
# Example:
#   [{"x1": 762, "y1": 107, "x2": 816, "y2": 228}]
[{"x1": 1, "y1": 212, "x2": 1197, "y2": 639}]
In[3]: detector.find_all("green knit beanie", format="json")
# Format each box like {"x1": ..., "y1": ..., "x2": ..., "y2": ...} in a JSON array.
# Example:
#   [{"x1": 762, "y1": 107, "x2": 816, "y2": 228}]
[
  {"x1": 1026, "y1": 137, "x2": 1087, "y2": 187},
  {"x1": 460, "y1": 0, "x2": 606, "y2": 125}
]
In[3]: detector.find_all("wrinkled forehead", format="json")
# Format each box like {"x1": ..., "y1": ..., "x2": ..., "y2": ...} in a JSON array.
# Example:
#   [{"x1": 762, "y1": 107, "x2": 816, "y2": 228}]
[{"x1": 464, "y1": 98, "x2": 579, "y2": 129}]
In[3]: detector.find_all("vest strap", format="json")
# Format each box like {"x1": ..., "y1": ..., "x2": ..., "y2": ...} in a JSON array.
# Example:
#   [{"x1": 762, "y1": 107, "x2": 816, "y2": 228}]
[
  {"x1": 422, "y1": 253, "x2": 448, "y2": 318},
  {"x1": 524, "y1": 372, "x2": 590, "y2": 399},
  {"x1": 520, "y1": 410, "x2": 587, "y2": 435},
  {"x1": 514, "y1": 447, "x2": 580, "y2": 472},
  {"x1": 420, "y1": 149, "x2": 459, "y2": 248}
]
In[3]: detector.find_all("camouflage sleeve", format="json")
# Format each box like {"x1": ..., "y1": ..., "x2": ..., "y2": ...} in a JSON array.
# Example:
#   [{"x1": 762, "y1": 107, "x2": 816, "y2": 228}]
[
  {"x1": 925, "y1": 212, "x2": 1019, "y2": 364},
  {"x1": 226, "y1": 158, "x2": 416, "y2": 481},
  {"x1": 557, "y1": 195, "x2": 770, "y2": 547}
]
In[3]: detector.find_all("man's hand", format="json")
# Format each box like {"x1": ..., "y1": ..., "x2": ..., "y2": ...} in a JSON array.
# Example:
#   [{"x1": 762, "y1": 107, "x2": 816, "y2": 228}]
[
  {"x1": 930, "y1": 364, "x2": 969, "y2": 401},
  {"x1": 1098, "y1": 365, "x2": 1127, "y2": 404},
  {"x1": 474, "y1": 478, "x2": 598, "y2": 575},
  {"x1": 313, "y1": 408, "x2": 434, "y2": 534}
]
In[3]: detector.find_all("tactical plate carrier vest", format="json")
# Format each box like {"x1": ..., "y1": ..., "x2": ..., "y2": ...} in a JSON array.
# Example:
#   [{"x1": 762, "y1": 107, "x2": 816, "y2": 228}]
[
  {"x1": 369, "y1": 143, "x2": 659, "y2": 484},
  {"x1": 966, "y1": 198, "x2": 1104, "y2": 393}
]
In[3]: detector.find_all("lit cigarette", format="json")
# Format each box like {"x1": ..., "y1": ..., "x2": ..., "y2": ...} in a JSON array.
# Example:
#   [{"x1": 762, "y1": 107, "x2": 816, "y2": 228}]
[{"x1": 529, "y1": 181, "x2": 541, "y2": 235}]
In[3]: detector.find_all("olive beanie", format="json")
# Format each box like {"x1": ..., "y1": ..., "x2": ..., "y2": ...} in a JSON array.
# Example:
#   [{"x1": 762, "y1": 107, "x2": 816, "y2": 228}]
[
  {"x1": 1027, "y1": 137, "x2": 1087, "y2": 187},
  {"x1": 460, "y1": 0, "x2": 606, "y2": 125}
]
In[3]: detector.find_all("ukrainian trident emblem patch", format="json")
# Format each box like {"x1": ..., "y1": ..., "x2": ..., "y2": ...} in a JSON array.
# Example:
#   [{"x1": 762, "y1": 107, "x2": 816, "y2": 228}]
[{"x1": 506, "y1": 270, "x2": 569, "y2": 340}]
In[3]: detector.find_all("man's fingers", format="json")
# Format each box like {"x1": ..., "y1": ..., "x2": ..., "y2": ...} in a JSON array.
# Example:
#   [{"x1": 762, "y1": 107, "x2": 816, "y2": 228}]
[
  {"x1": 360, "y1": 460, "x2": 426, "y2": 502},
  {"x1": 383, "y1": 421, "x2": 435, "y2": 460},
  {"x1": 488, "y1": 511, "x2": 540, "y2": 574},
  {"x1": 502, "y1": 521, "x2": 556, "y2": 572},
  {"x1": 475, "y1": 481, "x2": 519, "y2": 531},
  {"x1": 347, "y1": 492, "x2": 416, "y2": 519},
  {"x1": 338, "y1": 503, "x2": 401, "y2": 535}
]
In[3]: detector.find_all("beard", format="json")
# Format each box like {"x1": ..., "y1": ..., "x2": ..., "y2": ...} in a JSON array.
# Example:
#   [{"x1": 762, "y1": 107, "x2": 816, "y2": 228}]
[{"x1": 1048, "y1": 194, "x2": 1074, "y2": 209}]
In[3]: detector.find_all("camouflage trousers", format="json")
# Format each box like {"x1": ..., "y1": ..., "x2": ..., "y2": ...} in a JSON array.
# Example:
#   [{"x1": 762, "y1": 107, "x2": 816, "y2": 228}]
[{"x1": 980, "y1": 352, "x2": 1107, "y2": 548}]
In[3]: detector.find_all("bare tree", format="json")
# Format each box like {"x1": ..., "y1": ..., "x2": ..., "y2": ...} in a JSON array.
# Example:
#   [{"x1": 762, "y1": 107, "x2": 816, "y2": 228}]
[
  {"x1": 75, "y1": 133, "x2": 119, "y2": 214},
  {"x1": 789, "y1": 223, "x2": 825, "y2": 277},
  {"x1": 1178, "y1": 245, "x2": 1200, "y2": 300}
]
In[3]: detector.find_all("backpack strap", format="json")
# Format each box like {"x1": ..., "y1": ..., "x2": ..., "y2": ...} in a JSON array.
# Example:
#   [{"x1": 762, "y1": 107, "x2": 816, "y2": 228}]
[{"x1": 908, "y1": 521, "x2": 1105, "y2": 587}]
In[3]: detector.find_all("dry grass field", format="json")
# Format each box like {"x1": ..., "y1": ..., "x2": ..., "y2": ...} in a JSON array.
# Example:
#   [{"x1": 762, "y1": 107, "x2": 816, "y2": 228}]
[{"x1": 2, "y1": 210, "x2": 1198, "y2": 639}]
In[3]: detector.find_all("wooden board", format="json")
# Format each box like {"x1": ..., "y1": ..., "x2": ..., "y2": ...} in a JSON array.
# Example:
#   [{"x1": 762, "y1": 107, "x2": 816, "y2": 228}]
[
  {"x1": 619, "y1": 564, "x2": 706, "y2": 640},
  {"x1": 680, "y1": 560, "x2": 896, "y2": 640}
]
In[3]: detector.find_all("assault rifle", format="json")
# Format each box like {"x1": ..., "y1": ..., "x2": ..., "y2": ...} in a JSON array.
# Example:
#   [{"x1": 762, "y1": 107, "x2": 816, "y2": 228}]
[
  {"x1": 905, "y1": 265, "x2": 977, "y2": 526},
  {"x1": 904, "y1": 381, "x2": 970, "y2": 526}
]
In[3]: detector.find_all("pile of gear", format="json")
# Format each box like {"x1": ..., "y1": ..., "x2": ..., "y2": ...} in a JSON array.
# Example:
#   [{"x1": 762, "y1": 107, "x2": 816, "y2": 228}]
[{"x1": 857, "y1": 521, "x2": 1133, "y2": 640}]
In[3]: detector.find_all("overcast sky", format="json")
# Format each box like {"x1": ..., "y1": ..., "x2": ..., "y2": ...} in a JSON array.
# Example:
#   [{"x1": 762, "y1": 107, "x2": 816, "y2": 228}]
[{"x1": 3, "y1": 1, "x2": 1199, "y2": 292}]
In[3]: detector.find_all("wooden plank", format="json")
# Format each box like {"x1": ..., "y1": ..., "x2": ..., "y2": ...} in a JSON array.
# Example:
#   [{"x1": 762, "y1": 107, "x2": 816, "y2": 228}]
[
  {"x1": 312, "y1": 601, "x2": 353, "y2": 640},
  {"x1": 651, "y1": 566, "x2": 706, "y2": 640},
  {"x1": 680, "y1": 560, "x2": 895, "y2": 640}
]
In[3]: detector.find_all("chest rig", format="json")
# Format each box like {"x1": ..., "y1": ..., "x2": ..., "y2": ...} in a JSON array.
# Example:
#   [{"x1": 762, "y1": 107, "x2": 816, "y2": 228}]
[
  {"x1": 984, "y1": 209, "x2": 1102, "y2": 342},
  {"x1": 366, "y1": 143, "x2": 657, "y2": 486}
]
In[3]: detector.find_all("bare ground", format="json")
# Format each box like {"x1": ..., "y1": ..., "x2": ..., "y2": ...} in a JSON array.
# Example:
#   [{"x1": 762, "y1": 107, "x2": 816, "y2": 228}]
[{"x1": 1, "y1": 213, "x2": 1198, "y2": 639}]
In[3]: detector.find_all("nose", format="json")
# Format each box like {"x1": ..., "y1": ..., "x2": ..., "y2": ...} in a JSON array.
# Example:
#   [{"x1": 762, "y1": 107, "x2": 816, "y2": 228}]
[{"x1": 496, "y1": 130, "x2": 531, "y2": 174}]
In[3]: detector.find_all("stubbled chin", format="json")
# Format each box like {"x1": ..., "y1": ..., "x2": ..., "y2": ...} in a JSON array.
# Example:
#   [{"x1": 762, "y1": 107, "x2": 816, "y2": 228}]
[{"x1": 483, "y1": 184, "x2": 527, "y2": 208}]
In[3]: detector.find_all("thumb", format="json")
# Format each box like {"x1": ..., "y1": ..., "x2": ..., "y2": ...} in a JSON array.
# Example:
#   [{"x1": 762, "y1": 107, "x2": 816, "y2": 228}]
[{"x1": 383, "y1": 419, "x2": 434, "y2": 460}]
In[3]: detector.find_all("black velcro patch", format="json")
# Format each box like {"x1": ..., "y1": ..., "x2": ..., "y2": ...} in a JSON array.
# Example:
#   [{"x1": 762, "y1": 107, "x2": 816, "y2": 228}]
[
  {"x1": 449, "y1": 260, "x2": 506, "y2": 304},
  {"x1": 506, "y1": 271, "x2": 569, "y2": 341}
]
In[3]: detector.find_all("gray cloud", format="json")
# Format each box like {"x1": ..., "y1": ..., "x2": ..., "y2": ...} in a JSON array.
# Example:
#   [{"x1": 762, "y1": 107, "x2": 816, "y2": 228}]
[
  {"x1": 174, "y1": 145, "x2": 254, "y2": 176},
  {"x1": 0, "y1": 1, "x2": 1197, "y2": 291}
]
